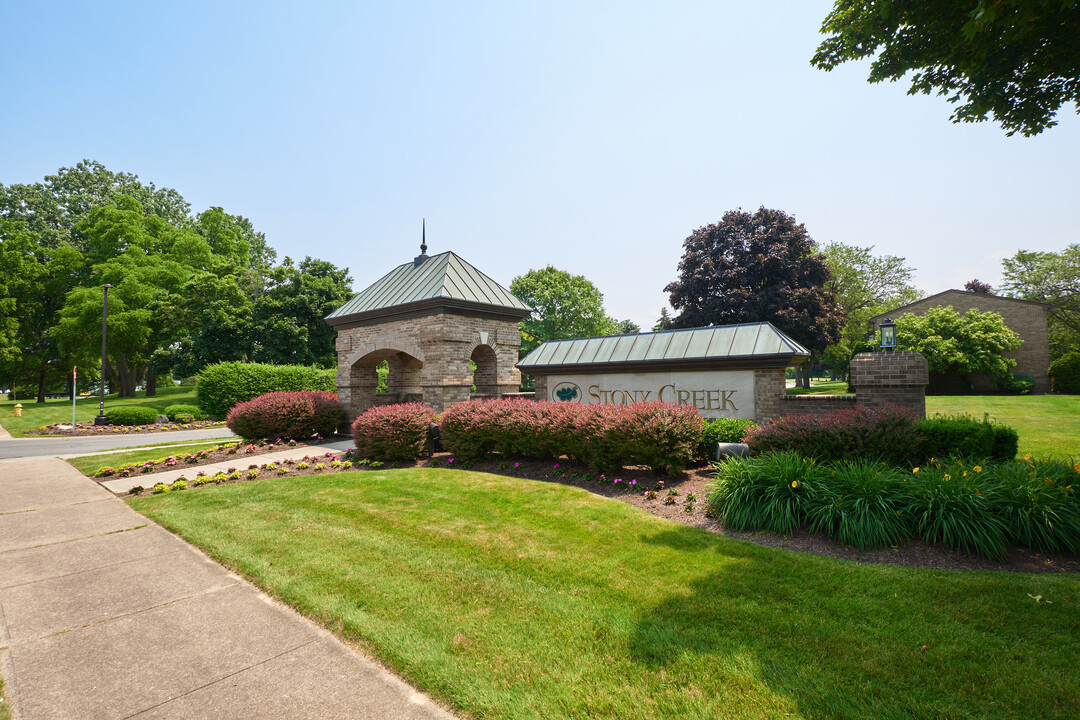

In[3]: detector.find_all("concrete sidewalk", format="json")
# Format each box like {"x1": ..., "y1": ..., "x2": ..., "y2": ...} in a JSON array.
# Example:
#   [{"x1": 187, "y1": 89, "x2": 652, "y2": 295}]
[
  {"x1": 0, "y1": 457, "x2": 457, "y2": 720},
  {"x1": 98, "y1": 441, "x2": 355, "y2": 494}
]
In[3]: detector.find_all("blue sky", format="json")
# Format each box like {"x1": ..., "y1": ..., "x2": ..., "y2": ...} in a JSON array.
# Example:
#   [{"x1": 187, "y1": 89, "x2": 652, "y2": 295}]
[{"x1": 3, "y1": 1, "x2": 1077, "y2": 329}]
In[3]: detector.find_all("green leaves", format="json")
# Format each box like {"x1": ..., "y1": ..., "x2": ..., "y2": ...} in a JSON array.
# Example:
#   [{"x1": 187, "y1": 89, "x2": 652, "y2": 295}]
[
  {"x1": 812, "y1": 0, "x2": 1080, "y2": 136},
  {"x1": 510, "y1": 266, "x2": 619, "y2": 355},
  {"x1": 895, "y1": 305, "x2": 1022, "y2": 378}
]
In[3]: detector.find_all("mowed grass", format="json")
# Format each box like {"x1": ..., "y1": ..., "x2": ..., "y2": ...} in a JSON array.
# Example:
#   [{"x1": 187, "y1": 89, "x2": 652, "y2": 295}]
[
  {"x1": 131, "y1": 469, "x2": 1080, "y2": 720},
  {"x1": 926, "y1": 395, "x2": 1080, "y2": 458},
  {"x1": 65, "y1": 438, "x2": 237, "y2": 476},
  {"x1": 0, "y1": 386, "x2": 200, "y2": 437}
]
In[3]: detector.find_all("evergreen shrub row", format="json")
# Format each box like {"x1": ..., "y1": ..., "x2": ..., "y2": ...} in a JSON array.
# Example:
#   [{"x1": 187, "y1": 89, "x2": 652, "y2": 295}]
[
  {"x1": 706, "y1": 453, "x2": 1080, "y2": 560},
  {"x1": 438, "y1": 398, "x2": 703, "y2": 475},
  {"x1": 351, "y1": 402, "x2": 437, "y2": 461},
  {"x1": 196, "y1": 362, "x2": 335, "y2": 418},
  {"x1": 104, "y1": 406, "x2": 159, "y2": 426},
  {"x1": 745, "y1": 405, "x2": 1018, "y2": 464},
  {"x1": 226, "y1": 391, "x2": 344, "y2": 440}
]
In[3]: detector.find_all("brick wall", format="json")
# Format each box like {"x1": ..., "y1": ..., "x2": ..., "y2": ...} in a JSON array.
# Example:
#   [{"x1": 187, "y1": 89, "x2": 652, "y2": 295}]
[{"x1": 870, "y1": 290, "x2": 1051, "y2": 393}]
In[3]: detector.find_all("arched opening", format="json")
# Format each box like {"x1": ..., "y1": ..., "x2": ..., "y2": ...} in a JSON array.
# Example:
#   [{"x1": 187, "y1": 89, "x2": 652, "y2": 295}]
[
  {"x1": 346, "y1": 348, "x2": 424, "y2": 418},
  {"x1": 470, "y1": 344, "x2": 498, "y2": 399}
]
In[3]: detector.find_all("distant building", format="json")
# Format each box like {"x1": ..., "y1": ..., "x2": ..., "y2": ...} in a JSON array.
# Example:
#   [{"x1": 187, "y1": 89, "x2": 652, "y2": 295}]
[{"x1": 869, "y1": 290, "x2": 1051, "y2": 394}]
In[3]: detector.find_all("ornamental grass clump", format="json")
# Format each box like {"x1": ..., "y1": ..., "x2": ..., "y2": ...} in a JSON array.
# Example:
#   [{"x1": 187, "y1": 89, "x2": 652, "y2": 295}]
[
  {"x1": 989, "y1": 457, "x2": 1080, "y2": 555},
  {"x1": 900, "y1": 458, "x2": 1011, "y2": 561},
  {"x1": 705, "y1": 452, "x2": 821, "y2": 534},
  {"x1": 351, "y1": 402, "x2": 437, "y2": 461},
  {"x1": 226, "y1": 390, "x2": 344, "y2": 440},
  {"x1": 804, "y1": 459, "x2": 913, "y2": 550}
]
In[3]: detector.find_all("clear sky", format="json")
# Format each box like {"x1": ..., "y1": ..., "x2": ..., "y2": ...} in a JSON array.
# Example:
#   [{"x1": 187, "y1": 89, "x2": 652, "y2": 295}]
[{"x1": 3, "y1": 1, "x2": 1077, "y2": 330}]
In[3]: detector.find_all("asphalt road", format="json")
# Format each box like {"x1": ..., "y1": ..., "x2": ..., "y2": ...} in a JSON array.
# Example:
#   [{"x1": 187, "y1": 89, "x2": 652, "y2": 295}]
[{"x1": 0, "y1": 428, "x2": 237, "y2": 460}]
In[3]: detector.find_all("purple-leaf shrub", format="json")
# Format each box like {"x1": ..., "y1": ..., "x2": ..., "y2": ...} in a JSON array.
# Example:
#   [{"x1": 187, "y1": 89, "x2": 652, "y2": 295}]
[
  {"x1": 744, "y1": 404, "x2": 922, "y2": 464},
  {"x1": 439, "y1": 398, "x2": 704, "y2": 475},
  {"x1": 226, "y1": 391, "x2": 344, "y2": 441},
  {"x1": 351, "y1": 402, "x2": 437, "y2": 461}
]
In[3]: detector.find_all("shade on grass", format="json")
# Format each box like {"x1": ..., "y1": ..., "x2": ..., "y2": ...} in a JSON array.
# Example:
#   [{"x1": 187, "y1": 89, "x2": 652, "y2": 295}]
[{"x1": 130, "y1": 469, "x2": 1080, "y2": 720}]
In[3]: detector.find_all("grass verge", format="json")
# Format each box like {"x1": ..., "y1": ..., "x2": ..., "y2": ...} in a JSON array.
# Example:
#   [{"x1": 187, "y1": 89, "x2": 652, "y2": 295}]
[
  {"x1": 65, "y1": 439, "x2": 238, "y2": 476},
  {"x1": 0, "y1": 386, "x2": 200, "y2": 438},
  {"x1": 926, "y1": 395, "x2": 1080, "y2": 458},
  {"x1": 0, "y1": 672, "x2": 9, "y2": 720},
  {"x1": 130, "y1": 468, "x2": 1080, "y2": 720}
]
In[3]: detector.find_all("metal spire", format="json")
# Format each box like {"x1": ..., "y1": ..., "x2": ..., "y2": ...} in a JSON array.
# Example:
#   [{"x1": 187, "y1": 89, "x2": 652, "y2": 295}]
[{"x1": 414, "y1": 219, "x2": 429, "y2": 267}]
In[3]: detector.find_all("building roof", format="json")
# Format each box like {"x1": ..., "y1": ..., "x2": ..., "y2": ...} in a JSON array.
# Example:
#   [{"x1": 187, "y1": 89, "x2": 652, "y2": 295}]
[
  {"x1": 517, "y1": 322, "x2": 810, "y2": 373},
  {"x1": 326, "y1": 251, "x2": 531, "y2": 326},
  {"x1": 869, "y1": 289, "x2": 1051, "y2": 323}
]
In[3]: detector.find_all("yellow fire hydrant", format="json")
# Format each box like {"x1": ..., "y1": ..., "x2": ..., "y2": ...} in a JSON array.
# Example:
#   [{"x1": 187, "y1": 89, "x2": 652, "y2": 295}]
[{"x1": 14, "y1": 403, "x2": 23, "y2": 416}]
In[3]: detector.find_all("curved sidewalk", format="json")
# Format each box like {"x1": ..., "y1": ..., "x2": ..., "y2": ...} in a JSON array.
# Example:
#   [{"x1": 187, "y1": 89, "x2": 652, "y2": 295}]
[{"x1": 0, "y1": 457, "x2": 457, "y2": 720}]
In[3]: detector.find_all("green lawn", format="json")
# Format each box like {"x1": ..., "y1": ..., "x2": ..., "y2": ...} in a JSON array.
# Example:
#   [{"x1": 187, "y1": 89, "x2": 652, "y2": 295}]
[
  {"x1": 0, "y1": 386, "x2": 200, "y2": 437},
  {"x1": 131, "y1": 469, "x2": 1080, "y2": 720},
  {"x1": 926, "y1": 395, "x2": 1080, "y2": 459},
  {"x1": 65, "y1": 438, "x2": 238, "y2": 476}
]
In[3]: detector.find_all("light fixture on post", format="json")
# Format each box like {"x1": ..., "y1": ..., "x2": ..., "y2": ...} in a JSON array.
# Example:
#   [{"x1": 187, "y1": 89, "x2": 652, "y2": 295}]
[
  {"x1": 94, "y1": 283, "x2": 113, "y2": 426},
  {"x1": 879, "y1": 318, "x2": 897, "y2": 352}
]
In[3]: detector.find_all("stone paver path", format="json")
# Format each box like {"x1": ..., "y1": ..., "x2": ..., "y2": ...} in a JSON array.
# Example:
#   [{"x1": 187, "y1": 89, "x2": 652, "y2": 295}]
[{"x1": 0, "y1": 457, "x2": 457, "y2": 720}]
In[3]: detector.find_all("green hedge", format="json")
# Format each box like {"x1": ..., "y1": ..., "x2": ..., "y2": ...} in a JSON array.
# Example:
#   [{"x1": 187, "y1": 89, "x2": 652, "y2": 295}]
[
  {"x1": 196, "y1": 362, "x2": 336, "y2": 419},
  {"x1": 164, "y1": 404, "x2": 206, "y2": 422},
  {"x1": 918, "y1": 415, "x2": 1018, "y2": 463},
  {"x1": 697, "y1": 418, "x2": 757, "y2": 460},
  {"x1": 105, "y1": 406, "x2": 159, "y2": 426},
  {"x1": 1049, "y1": 352, "x2": 1080, "y2": 393}
]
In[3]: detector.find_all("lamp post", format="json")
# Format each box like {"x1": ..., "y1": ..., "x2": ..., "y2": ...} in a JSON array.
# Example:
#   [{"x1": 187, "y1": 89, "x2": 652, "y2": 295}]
[
  {"x1": 94, "y1": 284, "x2": 113, "y2": 426},
  {"x1": 879, "y1": 318, "x2": 897, "y2": 352}
]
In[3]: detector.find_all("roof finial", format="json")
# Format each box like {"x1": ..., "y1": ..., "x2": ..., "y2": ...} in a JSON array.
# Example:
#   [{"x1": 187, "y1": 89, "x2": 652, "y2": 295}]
[{"x1": 414, "y1": 219, "x2": 429, "y2": 267}]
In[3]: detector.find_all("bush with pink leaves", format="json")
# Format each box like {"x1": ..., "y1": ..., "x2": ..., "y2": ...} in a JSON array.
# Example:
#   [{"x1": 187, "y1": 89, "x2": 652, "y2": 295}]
[
  {"x1": 744, "y1": 404, "x2": 922, "y2": 465},
  {"x1": 226, "y1": 391, "x2": 344, "y2": 440},
  {"x1": 439, "y1": 398, "x2": 703, "y2": 475},
  {"x1": 351, "y1": 402, "x2": 437, "y2": 461}
]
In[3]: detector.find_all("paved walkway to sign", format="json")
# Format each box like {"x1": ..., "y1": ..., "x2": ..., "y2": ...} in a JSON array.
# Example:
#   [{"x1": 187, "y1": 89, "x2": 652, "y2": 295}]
[{"x1": 0, "y1": 457, "x2": 457, "y2": 720}]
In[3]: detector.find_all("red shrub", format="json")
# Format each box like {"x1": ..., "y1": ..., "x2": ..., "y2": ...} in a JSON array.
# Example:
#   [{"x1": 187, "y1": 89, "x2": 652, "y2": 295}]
[
  {"x1": 226, "y1": 391, "x2": 344, "y2": 440},
  {"x1": 744, "y1": 404, "x2": 921, "y2": 464},
  {"x1": 439, "y1": 398, "x2": 703, "y2": 475},
  {"x1": 351, "y1": 403, "x2": 437, "y2": 461}
]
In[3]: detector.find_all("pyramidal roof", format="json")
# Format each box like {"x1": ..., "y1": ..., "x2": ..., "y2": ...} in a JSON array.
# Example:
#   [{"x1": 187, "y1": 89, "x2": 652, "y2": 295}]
[
  {"x1": 326, "y1": 251, "x2": 531, "y2": 325},
  {"x1": 517, "y1": 322, "x2": 809, "y2": 372}
]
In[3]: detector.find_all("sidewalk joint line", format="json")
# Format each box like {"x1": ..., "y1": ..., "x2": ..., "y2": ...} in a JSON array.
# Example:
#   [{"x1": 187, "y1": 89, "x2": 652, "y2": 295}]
[
  {"x1": 0, "y1": 525, "x2": 149, "y2": 555},
  {"x1": 122, "y1": 638, "x2": 321, "y2": 720},
  {"x1": 0, "y1": 548, "x2": 186, "y2": 591}
]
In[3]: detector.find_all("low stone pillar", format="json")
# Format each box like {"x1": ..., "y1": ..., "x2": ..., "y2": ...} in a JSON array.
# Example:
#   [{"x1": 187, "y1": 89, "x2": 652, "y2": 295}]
[{"x1": 850, "y1": 351, "x2": 929, "y2": 418}]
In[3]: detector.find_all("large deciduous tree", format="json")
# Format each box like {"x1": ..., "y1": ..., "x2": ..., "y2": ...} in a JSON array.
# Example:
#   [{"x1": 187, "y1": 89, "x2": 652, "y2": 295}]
[
  {"x1": 664, "y1": 207, "x2": 844, "y2": 357},
  {"x1": 1001, "y1": 244, "x2": 1080, "y2": 357},
  {"x1": 510, "y1": 266, "x2": 619, "y2": 355},
  {"x1": 811, "y1": 1, "x2": 1080, "y2": 137},
  {"x1": 821, "y1": 242, "x2": 921, "y2": 379},
  {"x1": 895, "y1": 305, "x2": 1022, "y2": 390}
]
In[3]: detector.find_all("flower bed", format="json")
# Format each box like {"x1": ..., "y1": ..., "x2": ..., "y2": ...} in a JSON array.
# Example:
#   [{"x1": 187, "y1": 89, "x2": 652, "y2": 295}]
[
  {"x1": 92, "y1": 438, "x2": 326, "y2": 478},
  {"x1": 706, "y1": 453, "x2": 1080, "y2": 560},
  {"x1": 32, "y1": 419, "x2": 228, "y2": 436}
]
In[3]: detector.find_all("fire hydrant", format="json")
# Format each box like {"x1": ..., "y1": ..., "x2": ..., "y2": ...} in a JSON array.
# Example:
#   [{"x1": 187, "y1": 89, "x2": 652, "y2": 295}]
[{"x1": 14, "y1": 403, "x2": 23, "y2": 417}]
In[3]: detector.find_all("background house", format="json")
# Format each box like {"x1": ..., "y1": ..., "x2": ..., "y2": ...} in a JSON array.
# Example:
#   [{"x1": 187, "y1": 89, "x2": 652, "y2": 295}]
[{"x1": 869, "y1": 290, "x2": 1051, "y2": 394}]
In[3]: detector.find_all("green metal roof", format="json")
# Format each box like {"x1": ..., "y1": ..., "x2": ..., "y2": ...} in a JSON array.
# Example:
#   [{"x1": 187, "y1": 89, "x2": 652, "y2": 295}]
[
  {"x1": 326, "y1": 251, "x2": 531, "y2": 324},
  {"x1": 517, "y1": 322, "x2": 810, "y2": 372}
]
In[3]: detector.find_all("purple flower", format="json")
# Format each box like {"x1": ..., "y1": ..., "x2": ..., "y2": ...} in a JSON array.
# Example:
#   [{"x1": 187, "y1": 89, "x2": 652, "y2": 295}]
[
  {"x1": 448, "y1": 457, "x2": 455, "y2": 464},
  {"x1": 629, "y1": 479, "x2": 637, "y2": 486},
  {"x1": 514, "y1": 462, "x2": 520, "y2": 468},
  {"x1": 614, "y1": 478, "x2": 622, "y2": 484},
  {"x1": 554, "y1": 463, "x2": 560, "y2": 469}
]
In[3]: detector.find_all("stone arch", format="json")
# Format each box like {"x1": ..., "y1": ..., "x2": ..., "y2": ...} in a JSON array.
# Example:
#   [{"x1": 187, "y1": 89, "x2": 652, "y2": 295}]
[
  {"x1": 338, "y1": 344, "x2": 426, "y2": 421},
  {"x1": 469, "y1": 342, "x2": 499, "y2": 398}
]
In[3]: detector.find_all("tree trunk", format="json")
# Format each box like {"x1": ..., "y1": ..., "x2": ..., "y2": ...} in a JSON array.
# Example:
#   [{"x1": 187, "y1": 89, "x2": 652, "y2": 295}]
[
  {"x1": 36, "y1": 367, "x2": 47, "y2": 403},
  {"x1": 146, "y1": 368, "x2": 157, "y2": 397},
  {"x1": 115, "y1": 355, "x2": 138, "y2": 397}
]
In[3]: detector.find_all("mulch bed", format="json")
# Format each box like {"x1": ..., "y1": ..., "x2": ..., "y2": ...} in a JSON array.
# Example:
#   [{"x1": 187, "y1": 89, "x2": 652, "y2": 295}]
[
  {"x1": 33, "y1": 420, "x2": 229, "y2": 436},
  {"x1": 118, "y1": 448, "x2": 1080, "y2": 575}
]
